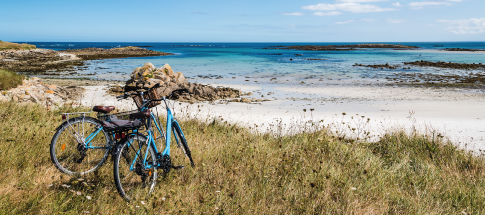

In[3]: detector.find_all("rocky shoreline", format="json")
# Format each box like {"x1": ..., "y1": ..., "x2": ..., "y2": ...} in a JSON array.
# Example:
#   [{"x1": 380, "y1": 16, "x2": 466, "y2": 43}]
[
  {"x1": 0, "y1": 47, "x2": 172, "y2": 74},
  {"x1": 263, "y1": 44, "x2": 419, "y2": 51},
  {"x1": 442, "y1": 48, "x2": 485, "y2": 52},
  {"x1": 354, "y1": 60, "x2": 485, "y2": 71},
  {"x1": 354, "y1": 61, "x2": 485, "y2": 86},
  {"x1": 0, "y1": 77, "x2": 84, "y2": 106},
  {"x1": 404, "y1": 60, "x2": 485, "y2": 70},
  {"x1": 0, "y1": 49, "x2": 82, "y2": 73},
  {"x1": 60, "y1": 46, "x2": 171, "y2": 60}
]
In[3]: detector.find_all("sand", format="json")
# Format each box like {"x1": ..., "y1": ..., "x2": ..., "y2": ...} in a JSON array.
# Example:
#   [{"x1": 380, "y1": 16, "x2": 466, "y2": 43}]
[{"x1": 78, "y1": 82, "x2": 485, "y2": 153}]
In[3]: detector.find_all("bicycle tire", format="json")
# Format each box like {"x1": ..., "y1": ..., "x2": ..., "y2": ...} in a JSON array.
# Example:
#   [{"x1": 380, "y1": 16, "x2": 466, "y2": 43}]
[
  {"x1": 173, "y1": 121, "x2": 195, "y2": 167},
  {"x1": 114, "y1": 134, "x2": 157, "y2": 201},
  {"x1": 50, "y1": 116, "x2": 110, "y2": 176}
]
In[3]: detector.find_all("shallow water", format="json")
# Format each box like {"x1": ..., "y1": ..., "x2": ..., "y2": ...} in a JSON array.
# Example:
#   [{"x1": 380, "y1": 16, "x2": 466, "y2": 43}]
[{"x1": 28, "y1": 42, "x2": 485, "y2": 82}]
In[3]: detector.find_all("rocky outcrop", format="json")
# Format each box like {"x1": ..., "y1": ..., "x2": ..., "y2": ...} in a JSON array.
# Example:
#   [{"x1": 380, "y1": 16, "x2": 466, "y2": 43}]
[
  {"x1": 442, "y1": 48, "x2": 485, "y2": 52},
  {"x1": 0, "y1": 77, "x2": 84, "y2": 106},
  {"x1": 353, "y1": 63, "x2": 402, "y2": 70},
  {"x1": 0, "y1": 47, "x2": 172, "y2": 74},
  {"x1": 123, "y1": 63, "x2": 244, "y2": 102},
  {"x1": 0, "y1": 49, "x2": 81, "y2": 73},
  {"x1": 263, "y1": 44, "x2": 419, "y2": 51},
  {"x1": 60, "y1": 47, "x2": 172, "y2": 60},
  {"x1": 404, "y1": 60, "x2": 485, "y2": 70}
]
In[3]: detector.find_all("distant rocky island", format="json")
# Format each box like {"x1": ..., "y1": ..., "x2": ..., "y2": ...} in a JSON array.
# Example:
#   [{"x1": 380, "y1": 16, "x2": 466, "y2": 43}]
[
  {"x1": 61, "y1": 46, "x2": 171, "y2": 60},
  {"x1": 263, "y1": 44, "x2": 419, "y2": 51},
  {"x1": 0, "y1": 45, "x2": 172, "y2": 73},
  {"x1": 442, "y1": 48, "x2": 485, "y2": 52}
]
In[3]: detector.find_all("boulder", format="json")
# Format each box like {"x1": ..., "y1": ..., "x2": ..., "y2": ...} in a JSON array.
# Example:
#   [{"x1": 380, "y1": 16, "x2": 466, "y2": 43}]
[
  {"x1": 1, "y1": 77, "x2": 84, "y2": 106},
  {"x1": 123, "y1": 63, "x2": 243, "y2": 102}
]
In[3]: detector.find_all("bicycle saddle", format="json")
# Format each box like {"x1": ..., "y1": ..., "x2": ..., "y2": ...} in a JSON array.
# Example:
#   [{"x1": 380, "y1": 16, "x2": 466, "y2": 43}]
[{"x1": 93, "y1": 106, "x2": 115, "y2": 114}]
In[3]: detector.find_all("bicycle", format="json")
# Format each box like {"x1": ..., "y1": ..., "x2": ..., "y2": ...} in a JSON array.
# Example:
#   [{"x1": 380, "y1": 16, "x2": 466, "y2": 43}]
[
  {"x1": 49, "y1": 83, "x2": 187, "y2": 175},
  {"x1": 112, "y1": 86, "x2": 195, "y2": 201}
]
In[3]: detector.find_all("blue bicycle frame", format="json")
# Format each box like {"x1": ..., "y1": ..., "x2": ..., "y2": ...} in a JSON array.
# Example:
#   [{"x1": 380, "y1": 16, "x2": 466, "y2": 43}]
[{"x1": 126, "y1": 98, "x2": 186, "y2": 170}]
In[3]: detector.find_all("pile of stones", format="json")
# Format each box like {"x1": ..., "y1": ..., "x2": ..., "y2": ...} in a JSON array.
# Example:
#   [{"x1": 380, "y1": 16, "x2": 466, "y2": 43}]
[
  {"x1": 123, "y1": 63, "x2": 251, "y2": 102},
  {"x1": 0, "y1": 77, "x2": 84, "y2": 106}
]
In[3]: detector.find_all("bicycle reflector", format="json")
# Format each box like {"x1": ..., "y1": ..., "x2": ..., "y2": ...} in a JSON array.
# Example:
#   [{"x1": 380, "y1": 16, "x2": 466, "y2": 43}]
[
  {"x1": 115, "y1": 133, "x2": 126, "y2": 140},
  {"x1": 62, "y1": 115, "x2": 66, "y2": 120}
]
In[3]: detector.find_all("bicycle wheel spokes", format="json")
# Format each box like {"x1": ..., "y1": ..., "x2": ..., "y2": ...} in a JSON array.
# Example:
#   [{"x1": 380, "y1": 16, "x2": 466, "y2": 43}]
[
  {"x1": 114, "y1": 134, "x2": 157, "y2": 201},
  {"x1": 50, "y1": 117, "x2": 110, "y2": 175}
]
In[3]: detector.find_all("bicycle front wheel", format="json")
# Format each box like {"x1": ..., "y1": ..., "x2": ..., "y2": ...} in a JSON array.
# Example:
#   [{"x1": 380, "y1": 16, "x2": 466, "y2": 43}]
[
  {"x1": 114, "y1": 134, "x2": 157, "y2": 201},
  {"x1": 50, "y1": 116, "x2": 110, "y2": 176},
  {"x1": 173, "y1": 121, "x2": 195, "y2": 167}
]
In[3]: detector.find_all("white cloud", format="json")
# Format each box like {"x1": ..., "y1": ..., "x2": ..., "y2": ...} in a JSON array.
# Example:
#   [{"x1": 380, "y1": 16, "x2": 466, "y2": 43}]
[
  {"x1": 302, "y1": 2, "x2": 397, "y2": 13},
  {"x1": 446, "y1": 0, "x2": 462, "y2": 1},
  {"x1": 362, "y1": 18, "x2": 378, "y2": 22},
  {"x1": 314, "y1": 11, "x2": 343, "y2": 16},
  {"x1": 438, "y1": 18, "x2": 485, "y2": 34},
  {"x1": 281, "y1": 12, "x2": 304, "y2": 16},
  {"x1": 408, "y1": 2, "x2": 452, "y2": 7},
  {"x1": 392, "y1": 2, "x2": 402, "y2": 6},
  {"x1": 388, "y1": 18, "x2": 407, "y2": 23},
  {"x1": 336, "y1": 20, "x2": 356, "y2": 24},
  {"x1": 336, "y1": 0, "x2": 387, "y2": 2}
]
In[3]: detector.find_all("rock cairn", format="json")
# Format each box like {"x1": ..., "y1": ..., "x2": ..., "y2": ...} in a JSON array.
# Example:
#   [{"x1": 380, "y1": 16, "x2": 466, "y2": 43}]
[
  {"x1": 0, "y1": 77, "x2": 84, "y2": 106},
  {"x1": 123, "y1": 63, "x2": 244, "y2": 102}
]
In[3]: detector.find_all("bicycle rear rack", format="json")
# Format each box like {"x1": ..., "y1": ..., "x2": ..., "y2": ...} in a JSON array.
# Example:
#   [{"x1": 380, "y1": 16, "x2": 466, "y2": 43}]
[{"x1": 60, "y1": 111, "x2": 92, "y2": 122}]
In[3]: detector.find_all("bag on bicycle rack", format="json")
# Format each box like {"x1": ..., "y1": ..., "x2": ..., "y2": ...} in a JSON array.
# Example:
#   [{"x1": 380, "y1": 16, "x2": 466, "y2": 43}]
[
  {"x1": 102, "y1": 115, "x2": 143, "y2": 131},
  {"x1": 132, "y1": 87, "x2": 161, "y2": 109}
]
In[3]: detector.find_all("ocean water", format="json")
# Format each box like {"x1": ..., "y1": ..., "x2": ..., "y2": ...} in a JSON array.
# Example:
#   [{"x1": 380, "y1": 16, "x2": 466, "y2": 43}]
[{"x1": 26, "y1": 42, "x2": 485, "y2": 82}]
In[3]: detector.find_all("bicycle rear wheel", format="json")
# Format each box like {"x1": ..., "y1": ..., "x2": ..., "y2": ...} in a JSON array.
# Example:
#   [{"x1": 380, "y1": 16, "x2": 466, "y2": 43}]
[
  {"x1": 50, "y1": 116, "x2": 110, "y2": 176},
  {"x1": 114, "y1": 134, "x2": 157, "y2": 201},
  {"x1": 173, "y1": 121, "x2": 195, "y2": 167}
]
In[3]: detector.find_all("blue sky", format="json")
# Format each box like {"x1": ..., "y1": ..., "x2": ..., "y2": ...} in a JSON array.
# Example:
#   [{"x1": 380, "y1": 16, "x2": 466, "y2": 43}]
[{"x1": 1, "y1": 0, "x2": 483, "y2": 42}]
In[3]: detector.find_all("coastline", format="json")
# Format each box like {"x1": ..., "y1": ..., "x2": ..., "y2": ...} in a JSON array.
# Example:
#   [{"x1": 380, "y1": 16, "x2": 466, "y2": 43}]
[
  {"x1": 2, "y1": 42, "x2": 484, "y2": 152},
  {"x1": 64, "y1": 77, "x2": 485, "y2": 153}
]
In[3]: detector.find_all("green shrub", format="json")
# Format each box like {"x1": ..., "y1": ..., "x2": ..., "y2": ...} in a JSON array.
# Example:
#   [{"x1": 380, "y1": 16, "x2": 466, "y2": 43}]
[{"x1": 0, "y1": 69, "x2": 24, "y2": 90}]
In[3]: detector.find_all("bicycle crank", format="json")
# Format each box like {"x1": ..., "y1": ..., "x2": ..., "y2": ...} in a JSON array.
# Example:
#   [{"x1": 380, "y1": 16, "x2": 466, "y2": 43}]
[{"x1": 157, "y1": 154, "x2": 184, "y2": 173}]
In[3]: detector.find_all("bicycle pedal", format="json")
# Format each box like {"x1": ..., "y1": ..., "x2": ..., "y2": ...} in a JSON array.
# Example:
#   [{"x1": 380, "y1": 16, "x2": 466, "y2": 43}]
[{"x1": 171, "y1": 165, "x2": 185, "y2": 170}]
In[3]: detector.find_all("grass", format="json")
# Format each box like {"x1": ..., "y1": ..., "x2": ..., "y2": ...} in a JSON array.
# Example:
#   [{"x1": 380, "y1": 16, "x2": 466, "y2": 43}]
[
  {"x1": 0, "y1": 41, "x2": 36, "y2": 51},
  {"x1": 0, "y1": 101, "x2": 484, "y2": 214},
  {"x1": 0, "y1": 69, "x2": 24, "y2": 90}
]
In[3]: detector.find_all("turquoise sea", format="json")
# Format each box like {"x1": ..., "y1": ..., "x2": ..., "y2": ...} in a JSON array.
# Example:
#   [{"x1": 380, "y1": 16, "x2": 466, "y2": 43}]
[{"x1": 27, "y1": 42, "x2": 485, "y2": 83}]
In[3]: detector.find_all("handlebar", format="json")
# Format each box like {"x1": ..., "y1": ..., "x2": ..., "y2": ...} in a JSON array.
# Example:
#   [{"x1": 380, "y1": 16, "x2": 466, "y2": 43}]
[{"x1": 115, "y1": 83, "x2": 162, "y2": 100}]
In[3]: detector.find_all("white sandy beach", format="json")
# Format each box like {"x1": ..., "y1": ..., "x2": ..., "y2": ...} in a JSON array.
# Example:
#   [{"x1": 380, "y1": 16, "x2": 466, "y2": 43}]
[{"x1": 79, "y1": 81, "x2": 485, "y2": 153}]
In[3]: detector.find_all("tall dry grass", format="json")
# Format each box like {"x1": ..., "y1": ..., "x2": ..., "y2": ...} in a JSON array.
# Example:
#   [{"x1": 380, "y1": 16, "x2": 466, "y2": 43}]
[
  {"x1": 0, "y1": 101, "x2": 484, "y2": 214},
  {"x1": 0, "y1": 69, "x2": 24, "y2": 90},
  {"x1": 0, "y1": 41, "x2": 36, "y2": 51}
]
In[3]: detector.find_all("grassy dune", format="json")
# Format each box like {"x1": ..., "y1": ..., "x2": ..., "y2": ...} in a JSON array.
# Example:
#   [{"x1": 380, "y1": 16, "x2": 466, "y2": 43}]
[
  {"x1": 0, "y1": 40, "x2": 36, "y2": 51},
  {"x1": 0, "y1": 102, "x2": 484, "y2": 214},
  {"x1": 0, "y1": 69, "x2": 24, "y2": 90}
]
